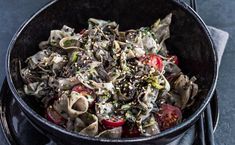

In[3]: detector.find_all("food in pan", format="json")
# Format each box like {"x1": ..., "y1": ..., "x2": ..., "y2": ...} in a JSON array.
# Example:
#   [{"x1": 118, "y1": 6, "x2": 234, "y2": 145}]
[{"x1": 20, "y1": 13, "x2": 198, "y2": 138}]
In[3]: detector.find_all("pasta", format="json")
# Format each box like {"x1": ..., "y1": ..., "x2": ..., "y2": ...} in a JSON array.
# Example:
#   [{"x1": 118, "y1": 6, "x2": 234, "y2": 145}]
[{"x1": 20, "y1": 13, "x2": 198, "y2": 138}]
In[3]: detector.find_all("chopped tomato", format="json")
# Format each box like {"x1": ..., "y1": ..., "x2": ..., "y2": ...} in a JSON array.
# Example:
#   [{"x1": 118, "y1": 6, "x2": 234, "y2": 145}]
[
  {"x1": 45, "y1": 107, "x2": 65, "y2": 125},
  {"x1": 141, "y1": 54, "x2": 163, "y2": 72},
  {"x1": 72, "y1": 85, "x2": 86, "y2": 93},
  {"x1": 155, "y1": 104, "x2": 182, "y2": 131},
  {"x1": 72, "y1": 85, "x2": 95, "y2": 106},
  {"x1": 168, "y1": 55, "x2": 179, "y2": 65},
  {"x1": 101, "y1": 116, "x2": 125, "y2": 129},
  {"x1": 72, "y1": 85, "x2": 92, "y2": 95}
]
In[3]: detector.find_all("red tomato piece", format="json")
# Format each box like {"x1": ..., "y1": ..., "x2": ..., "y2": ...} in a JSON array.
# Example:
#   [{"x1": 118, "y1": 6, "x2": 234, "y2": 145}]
[
  {"x1": 141, "y1": 54, "x2": 163, "y2": 72},
  {"x1": 168, "y1": 55, "x2": 179, "y2": 65},
  {"x1": 101, "y1": 117, "x2": 125, "y2": 129},
  {"x1": 172, "y1": 55, "x2": 179, "y2": 65},
  {"x1": 72, "y1": 85, "x2": 91, "y2": 95},
  {"x1": 155, "y1": 104, "x2": 182, "y2": 131},
  {"x1": 45, "y1": 107, "x2": 65, "y2": 125},
  {"x1": 72, "y1": 85, "x2": 95, "y2": 106}
]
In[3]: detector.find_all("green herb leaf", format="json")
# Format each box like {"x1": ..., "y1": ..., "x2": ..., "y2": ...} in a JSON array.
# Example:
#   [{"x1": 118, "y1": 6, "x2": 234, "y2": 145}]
[{"x1": 63, "y1": 39, "x2": 77, "y2": 47}]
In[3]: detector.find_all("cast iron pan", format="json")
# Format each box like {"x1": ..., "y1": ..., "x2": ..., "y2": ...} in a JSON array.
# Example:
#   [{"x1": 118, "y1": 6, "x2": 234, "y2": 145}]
[{"x1": 5, "y1": 0, "x2": 218, "y2": 145}]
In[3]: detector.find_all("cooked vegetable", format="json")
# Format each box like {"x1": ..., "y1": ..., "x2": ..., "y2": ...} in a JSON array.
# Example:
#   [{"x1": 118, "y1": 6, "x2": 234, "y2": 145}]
[
  {"x1": 155, "y1": 104, "x2": 182, "y2": 131},
  {"x1": 141, "y1": 54, "x2": 164, "y2": 72},
  {"x1": 20, "y1": 13, "x2": 198, "y2": 138},
  {"x1": 168, "y1": 55, "x2": 179, "y2": 65},
  {"x1": 102, "y1": 117, "x2": 126, "y2": 129},
  {"x1": 72, "y1": 85, "x2": 95, "y2": 106},
  {"x1": 46, "y1": 107, "x2": 65, "y2": 125}
]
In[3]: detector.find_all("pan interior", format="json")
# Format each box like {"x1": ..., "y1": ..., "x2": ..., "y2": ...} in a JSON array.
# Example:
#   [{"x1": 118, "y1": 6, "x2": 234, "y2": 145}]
[{"x1": 8, "y1": 0, "x2": 215, "y2": 135}]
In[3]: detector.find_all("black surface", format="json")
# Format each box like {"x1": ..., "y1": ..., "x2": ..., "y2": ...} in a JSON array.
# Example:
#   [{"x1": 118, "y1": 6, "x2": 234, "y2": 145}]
[
  {"x1": 0, "y1": 0, "x2": 233, "y2": 145},
  {"x1": 197, "y1": 2, "x2": 235, "y2": 145}
]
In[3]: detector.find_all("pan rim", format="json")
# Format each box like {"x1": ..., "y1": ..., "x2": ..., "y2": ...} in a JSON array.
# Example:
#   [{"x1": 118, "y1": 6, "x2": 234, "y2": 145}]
[{"x1": 5, "y1": 0, "x2": 218, "y2": 142}]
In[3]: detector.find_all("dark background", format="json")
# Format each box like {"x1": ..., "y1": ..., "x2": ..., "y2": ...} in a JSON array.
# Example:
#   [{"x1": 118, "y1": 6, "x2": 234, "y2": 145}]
[{"x1": 0, "y1": 0, "x2": 234, "y2": 145}]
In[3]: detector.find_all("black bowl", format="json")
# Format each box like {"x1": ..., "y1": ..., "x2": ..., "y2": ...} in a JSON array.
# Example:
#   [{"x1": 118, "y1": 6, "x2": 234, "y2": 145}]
[{"x1": 6, "y1": 0, "x2": 218, "y2": 145}]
